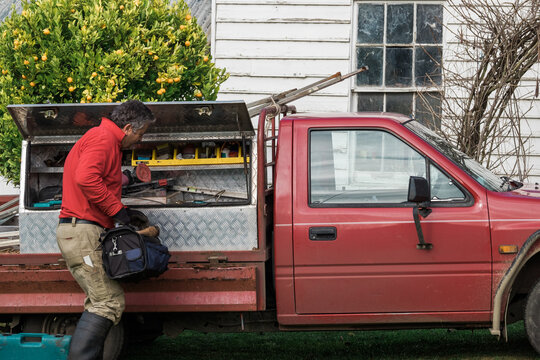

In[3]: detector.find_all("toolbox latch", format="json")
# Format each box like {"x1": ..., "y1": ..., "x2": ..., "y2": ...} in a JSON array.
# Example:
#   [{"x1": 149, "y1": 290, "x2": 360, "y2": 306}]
[{"x1": 208, "y1": 255, "x2": 228, "y2": 264}]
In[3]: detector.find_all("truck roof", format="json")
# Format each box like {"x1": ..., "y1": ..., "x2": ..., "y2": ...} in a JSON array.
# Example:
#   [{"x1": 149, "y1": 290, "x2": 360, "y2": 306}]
[{"x1": 284, "y1": 112, "x2": 412, "y2": 123}]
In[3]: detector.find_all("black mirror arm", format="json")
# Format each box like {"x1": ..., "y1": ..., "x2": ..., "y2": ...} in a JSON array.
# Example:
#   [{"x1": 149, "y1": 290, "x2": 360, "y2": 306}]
[
  {"x1": 418, "y1": 201, "x2": 432, "y2": 218},
  {"x1": 413, "y1": 203, "x2": 433, "y2": 250}
]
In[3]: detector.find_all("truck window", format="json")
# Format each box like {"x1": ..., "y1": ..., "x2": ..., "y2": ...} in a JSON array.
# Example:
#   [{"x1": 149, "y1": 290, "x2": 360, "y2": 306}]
[
  {"x1": 430, "y1": 163, "x2": 466, "y2": 201},
  {"x1": 310, "y1": 129, "x2": 465, "y2": 205},
  {"x1": 405, "y1": 121, "x2": 506, "y2": 191}
]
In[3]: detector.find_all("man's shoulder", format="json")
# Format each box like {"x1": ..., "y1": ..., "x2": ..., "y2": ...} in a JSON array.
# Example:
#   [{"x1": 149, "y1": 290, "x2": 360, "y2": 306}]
[
  {"x1": 83, "y1": 124, "x2": 116, "y2": 140},
  {"x1": 75, "y1": 126, "x2": 114, "y2": 149}
]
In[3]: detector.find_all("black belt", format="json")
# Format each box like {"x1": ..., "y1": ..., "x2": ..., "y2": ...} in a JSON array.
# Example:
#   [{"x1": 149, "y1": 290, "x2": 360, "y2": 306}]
[{"x1": 59, "y1": 217, "x2": 101, "y2": 227}]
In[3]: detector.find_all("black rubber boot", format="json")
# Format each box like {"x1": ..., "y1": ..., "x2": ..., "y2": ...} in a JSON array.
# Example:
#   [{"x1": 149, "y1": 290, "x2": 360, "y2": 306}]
[{"x1": 68, "y1": 311, "x2": 113, "y2": 360}]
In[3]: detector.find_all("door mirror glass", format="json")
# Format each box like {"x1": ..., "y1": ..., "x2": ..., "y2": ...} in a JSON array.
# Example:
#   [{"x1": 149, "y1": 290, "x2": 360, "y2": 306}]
[{"x1": 408, "y1": 176, "x2": 430, "y2": 203}]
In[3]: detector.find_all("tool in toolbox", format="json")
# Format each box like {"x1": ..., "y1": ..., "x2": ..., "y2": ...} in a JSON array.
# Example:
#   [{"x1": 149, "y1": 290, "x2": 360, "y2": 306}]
[
  {"x1": 122, "y1": 178, "x2": 174, "y2": 195},
  {"x1": 0, "y1": 333, "x2": 71, "y2": 359},
  {"x1": 31, "y1": 200, "x2": 62, "y2": 208},
  {"x1": 171, "y1": 185, "x2": 248, "y2": 200}
]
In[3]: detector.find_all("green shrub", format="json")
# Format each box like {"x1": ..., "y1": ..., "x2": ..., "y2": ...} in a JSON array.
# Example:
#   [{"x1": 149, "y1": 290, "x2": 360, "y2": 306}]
[{"x1": 0, "y1": 0, "x2": 229, "y2": 184}]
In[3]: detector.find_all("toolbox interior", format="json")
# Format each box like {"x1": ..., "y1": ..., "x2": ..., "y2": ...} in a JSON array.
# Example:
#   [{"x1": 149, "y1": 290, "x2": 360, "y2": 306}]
[{"x1": 25, "y1": 139, "x2": 252, "y2": 209}]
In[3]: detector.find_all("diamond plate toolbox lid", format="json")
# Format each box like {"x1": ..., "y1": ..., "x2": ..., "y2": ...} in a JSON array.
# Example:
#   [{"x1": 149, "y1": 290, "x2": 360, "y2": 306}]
[{"x1": 8, "y1": 101, "x2": 254, "y2": 141}]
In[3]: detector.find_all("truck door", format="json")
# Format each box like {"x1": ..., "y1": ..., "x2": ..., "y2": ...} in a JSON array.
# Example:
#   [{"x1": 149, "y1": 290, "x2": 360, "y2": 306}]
[{"x1": 292, "y1": 122, "x2": 492, "y2": 315}]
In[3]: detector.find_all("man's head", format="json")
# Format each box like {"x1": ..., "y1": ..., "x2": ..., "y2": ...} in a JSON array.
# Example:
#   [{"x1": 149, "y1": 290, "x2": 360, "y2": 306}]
[{"x1": 110, "y1": 100, "x2": 155, "y2": 149}]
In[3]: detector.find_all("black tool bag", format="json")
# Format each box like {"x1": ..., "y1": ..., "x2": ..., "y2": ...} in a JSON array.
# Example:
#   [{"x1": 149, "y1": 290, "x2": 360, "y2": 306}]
[{"x1": 100, "y1": 226, "x2": 170, "y2": 282}]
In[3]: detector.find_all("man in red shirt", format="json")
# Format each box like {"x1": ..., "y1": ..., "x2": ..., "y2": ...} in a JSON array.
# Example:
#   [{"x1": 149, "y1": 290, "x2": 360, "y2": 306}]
[{"x1": 57, "y1": 100, "x2": 155, "y2": 360}]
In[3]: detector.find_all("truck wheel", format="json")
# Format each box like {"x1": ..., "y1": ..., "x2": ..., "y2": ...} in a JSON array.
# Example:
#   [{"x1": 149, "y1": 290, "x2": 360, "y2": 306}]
[
  {"x1": 125, "y1": 313, "x2": 163, "y2": 344},
  {"x1": 525, "y1": 278, "x2": 540, "y2": 354}
]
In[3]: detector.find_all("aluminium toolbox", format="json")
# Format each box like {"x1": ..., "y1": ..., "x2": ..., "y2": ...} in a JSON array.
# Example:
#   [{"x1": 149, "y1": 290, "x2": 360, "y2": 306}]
[
  {"x1": 8, "y1": 101, "x2": 257, "y2": 253},
  {"x1": 0, "y1": 333, "x2": 71, "y2": 359}
]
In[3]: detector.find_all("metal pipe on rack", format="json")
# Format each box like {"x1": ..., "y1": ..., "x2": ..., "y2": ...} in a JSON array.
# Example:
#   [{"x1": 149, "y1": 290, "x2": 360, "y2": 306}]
[{"x1": 247, "y1": 66, "x2": 368, "y2": 117}]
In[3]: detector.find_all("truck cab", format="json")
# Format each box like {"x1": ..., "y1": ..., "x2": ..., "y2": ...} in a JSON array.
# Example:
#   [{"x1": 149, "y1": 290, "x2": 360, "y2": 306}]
[{"x1": 273, "y1": 112, "x2": 540, "y2": 352}]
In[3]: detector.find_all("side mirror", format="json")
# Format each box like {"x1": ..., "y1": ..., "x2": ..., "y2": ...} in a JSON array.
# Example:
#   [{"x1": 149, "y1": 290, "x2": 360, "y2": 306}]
[
  {"x1": 408, "y1": 176, "x2": 433, "y2": 250},
  {"x1": 408, "y1": 176, "x2": 430, "y2": 203}
]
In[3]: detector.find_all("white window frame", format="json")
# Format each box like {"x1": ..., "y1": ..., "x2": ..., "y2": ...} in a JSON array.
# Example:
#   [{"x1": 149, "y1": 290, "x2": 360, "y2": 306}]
[{"x1": 351, "y1": 1, "x2": 445, "y2": 119}]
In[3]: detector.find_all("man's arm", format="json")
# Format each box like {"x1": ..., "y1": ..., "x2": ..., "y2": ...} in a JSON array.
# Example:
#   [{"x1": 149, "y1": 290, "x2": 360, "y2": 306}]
[{"x1": 73, "y1": 135, "x2": 124, "y2": 217}]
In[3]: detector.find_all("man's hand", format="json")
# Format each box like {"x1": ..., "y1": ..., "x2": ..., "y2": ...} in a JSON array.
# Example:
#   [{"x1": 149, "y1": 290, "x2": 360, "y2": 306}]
[
  {"x1": 126, "y1": 208, "x2": 149, "y2": 229},
  {"x1": 112, "y1": 207, "x2": 130, "y2": 225}
]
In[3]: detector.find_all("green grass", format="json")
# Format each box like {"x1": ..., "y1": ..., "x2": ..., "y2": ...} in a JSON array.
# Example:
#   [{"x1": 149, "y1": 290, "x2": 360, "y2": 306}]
[{"x1": 123, "y1": 322, "x2": 539, "y2": 359}]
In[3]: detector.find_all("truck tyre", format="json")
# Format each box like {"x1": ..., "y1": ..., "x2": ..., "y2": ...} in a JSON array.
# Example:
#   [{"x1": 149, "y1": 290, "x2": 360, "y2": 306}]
[{"x1": 525, "y1": 278, "x2": 540, "y2": 354}]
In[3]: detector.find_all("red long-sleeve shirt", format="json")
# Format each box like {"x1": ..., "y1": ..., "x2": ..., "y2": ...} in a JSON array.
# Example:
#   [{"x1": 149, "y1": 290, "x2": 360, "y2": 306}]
[{"x1": 60, "y1": 117, "x2": 125, "y2": 228}]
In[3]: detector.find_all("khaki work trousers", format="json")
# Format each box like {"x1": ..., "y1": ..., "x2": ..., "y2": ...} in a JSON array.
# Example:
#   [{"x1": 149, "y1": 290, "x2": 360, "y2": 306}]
[{"x1": 56, "y1": 222, "x2": 125, "y2": 325}]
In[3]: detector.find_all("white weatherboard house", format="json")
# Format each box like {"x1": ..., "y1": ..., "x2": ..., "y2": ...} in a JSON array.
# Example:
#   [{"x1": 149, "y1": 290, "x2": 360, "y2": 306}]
[
  {"x1": 0, "y1": 0, "x2": 538, "y2": 192},
  {"x1": 210, "y1": 0, "x2": 540, "y2": 180}
]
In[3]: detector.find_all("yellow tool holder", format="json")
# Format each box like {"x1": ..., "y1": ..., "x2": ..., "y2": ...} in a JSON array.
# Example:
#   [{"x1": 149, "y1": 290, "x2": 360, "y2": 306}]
[{"x1": 132, "y1": 145, "x2": 249, "y2": 167}]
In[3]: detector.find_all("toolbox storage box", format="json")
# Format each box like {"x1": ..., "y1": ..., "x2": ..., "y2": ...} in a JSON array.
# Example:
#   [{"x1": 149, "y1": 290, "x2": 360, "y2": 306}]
[
  {"x1": 9, "y1": 101, "x2": 257, "y2": 253},
  {"x1": 0, "y1": 333, "x2": 71, "y2": 359},
  {"x1": 131, "y1": 141, "x2": 249, "y2": 166}
]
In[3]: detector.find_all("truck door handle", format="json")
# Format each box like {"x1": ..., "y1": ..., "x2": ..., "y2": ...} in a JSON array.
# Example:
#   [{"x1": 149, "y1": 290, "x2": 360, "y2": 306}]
[{"x1": 309, "y1": 227, "x2": 337, "y2": 241}]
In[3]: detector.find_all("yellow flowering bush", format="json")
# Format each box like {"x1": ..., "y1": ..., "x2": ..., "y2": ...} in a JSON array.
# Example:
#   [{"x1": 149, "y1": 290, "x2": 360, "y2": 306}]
[{"x1": 0, "y1": 0, "x2": 228, "y2": 184}]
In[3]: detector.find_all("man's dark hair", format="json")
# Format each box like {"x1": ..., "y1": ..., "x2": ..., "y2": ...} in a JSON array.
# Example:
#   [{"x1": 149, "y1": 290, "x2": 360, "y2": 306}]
[{"x1": 110, "y1": 100, "x2": 155, "y2": 132}]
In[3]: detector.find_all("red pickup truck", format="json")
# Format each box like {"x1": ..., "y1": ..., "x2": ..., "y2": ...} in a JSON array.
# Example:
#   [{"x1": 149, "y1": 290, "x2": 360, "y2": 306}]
[{"x1": 0, "y1": 102, "x2": 539, "y2": 359}]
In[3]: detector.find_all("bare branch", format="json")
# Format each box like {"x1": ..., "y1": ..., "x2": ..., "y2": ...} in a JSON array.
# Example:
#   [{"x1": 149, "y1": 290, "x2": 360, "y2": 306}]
[{"x1": 423, "y1": 0, "x2": 539, "y2": 180}]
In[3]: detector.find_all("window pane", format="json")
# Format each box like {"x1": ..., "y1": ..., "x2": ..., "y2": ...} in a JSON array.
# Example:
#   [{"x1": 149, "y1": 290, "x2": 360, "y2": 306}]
[
  {"x1": 310, "y1": 130, "x2": 426, "y2": 205},
  {"x1": 415, "y1": 46, "x2": 442, "y2": 86},
  {"x1": 357, "y1": 4, "x2": 384, "y2": 43},
  {"x1": 387, "y1": 4, "x2": 413, "y2": 44},
  {"x1": 357, "y1": 93, "x2": 383, "y2": 111},
  {"x1": 357, "y1": 47, "x2": 383, "y2": 86},
  {"x1": 386, "y1": 47, "x2": 413, "y2": 87},
  {"x1": 415, "y1": 92, "x2": 442, "y2": 129},
  {"x1": 386, "y1": 93, "x2": 413, "y2": 115},
  {"x1": 430, "y1": 164, "x2": 465, "y2": 201},
  {"x1": 417, "y1": 5, "x2": 443, "y2": 44}
]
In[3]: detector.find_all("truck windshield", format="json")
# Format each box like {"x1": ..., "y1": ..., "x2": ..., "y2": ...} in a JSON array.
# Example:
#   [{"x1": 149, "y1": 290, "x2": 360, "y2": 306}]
[{"x1": 405, "y1": 121, "x2": 506, "y2": 192}]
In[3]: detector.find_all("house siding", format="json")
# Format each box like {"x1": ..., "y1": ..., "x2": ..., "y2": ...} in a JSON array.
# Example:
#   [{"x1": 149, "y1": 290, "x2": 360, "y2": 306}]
[
  {"x1": 213, "y1": 0, "x2": 354, "y2": 113},
  {"x1": 213, "y1": 0, "x2": 540, "y2": 181}
]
